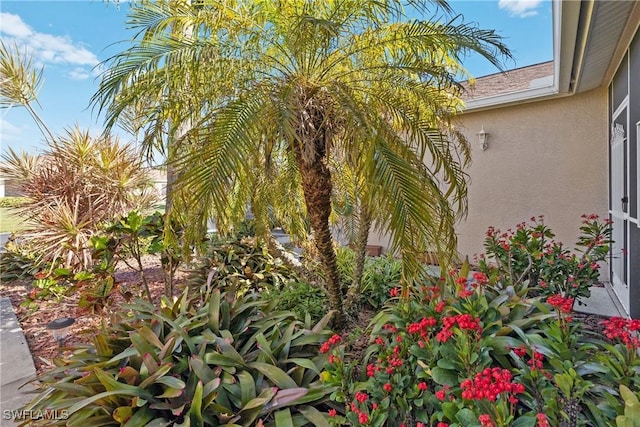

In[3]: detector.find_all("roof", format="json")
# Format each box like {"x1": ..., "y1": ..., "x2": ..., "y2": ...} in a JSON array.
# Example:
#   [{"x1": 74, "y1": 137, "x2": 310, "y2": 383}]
[
  {"x1": 461, "y1": 62, "x2": 553, "y2": 102},
  {"x1": 462, "y1": 0, "x2": 640, "y2": 112}
]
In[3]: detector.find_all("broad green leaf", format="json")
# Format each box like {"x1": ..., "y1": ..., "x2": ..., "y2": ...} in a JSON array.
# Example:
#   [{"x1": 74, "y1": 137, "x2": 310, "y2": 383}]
[
  {"x1": 187, "y1": 380, "x2": 204, "y2": 427},
  {"x1": 455, "y1": 408, "x2": 477, "y2": 425},
  {"x1": 49, "y1": 382, "x2": 94, "y2": 396},
  {"x1": 67, "y1": 389, "x2": 152, "y2": 416},
  {"x1": 190, "y1": 355, "x2": 218, "y2": 383},
  {"x1": 274, "y1": 409, "x2": 294, "y2": 427},
  {"x1": 208, "y1": 289, "x2": 221, "y2": 333},
  {"x1": 431, "y1": 367, "x2": 458, "y2": 386},
  {"x1": 137, "y1": 325, "x2": 164, "y2": 349},
  {"x1": 112, "y1": 406, "x2": 133, "y2": 423},
  {"x1": 155, "y1": 376, "x2": 186, "y2": 389},
  {"x1": 298, "y1": 405, "x2": 331, "y2": 427},
  {"x1": 138, "y1": 363, "x2": 173, "y2": 389},
  {"x1": 284, "y1": 358, "x2": 320, "y2": 375},
  {"x1": 214, "y1": 337, "x2": 247, "y2": 366},
  {"x1": 248, "y1": 362, "x2": 298, "y2": 389},
  {"x1": 156, "y1": 387, "x2": 184, "y2": 398},
  {"x1": 130, "y1": 332, "x2": 160, "y2": 363},
  {"x1": 238, "y1": 370, "x2": 256, "y2": 406}
]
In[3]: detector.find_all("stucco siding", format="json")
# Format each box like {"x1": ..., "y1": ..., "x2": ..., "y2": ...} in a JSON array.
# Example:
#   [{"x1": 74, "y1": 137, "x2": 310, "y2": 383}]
[
  {"x1": 456, "y1": 87, "x2": 608, "y2": 259},
  {"x1": 367, "y1": 87, "x2": 609, "y2": 262}
]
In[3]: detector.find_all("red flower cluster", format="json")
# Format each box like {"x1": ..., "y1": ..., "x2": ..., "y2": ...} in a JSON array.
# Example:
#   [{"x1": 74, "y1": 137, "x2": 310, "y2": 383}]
[
  {"x1": 348, "y1": 394, "x2": 370, "y2": 424},
  {"x1": 536, "y1": 413, "x2": 550, "y2": 427},
  {"x1": 460, "y1": 367, "x2": 525, "y2": 403},
  {"x1": 527, "y1": 351, "x2": 544, "y2": 371},
  {"x1": 473, "y1": 271, "x2": 489, "y2": 286},
  {"x1": 602, "y1": 317, "x2": 640, "y2": 349},
  {"x1": 355, "y1": 391, "x2": 368, "y2": 402},
  {"x1": 407, "y1": 317, "x2": 437, "y2": 336},
  {"x1": 436, "y1": 314, "x2": 482, "y2": 342},
  {"x1": 478, "y1": 414, "x2": 495, "y2": 427},
  {"x1": 547, "y1": 294, "x2": 574, "y2": 313},
  {"x1": 320, "y1": 334, "x2": 342, "y2": 353},
  {"x1": 458, "y1": 289, "x2": 474, "y2": 298}
]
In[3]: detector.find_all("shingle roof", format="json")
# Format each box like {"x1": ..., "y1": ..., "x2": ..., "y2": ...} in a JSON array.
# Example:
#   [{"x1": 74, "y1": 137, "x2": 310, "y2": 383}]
[{"x1": 460, "y1": 61, "x2": 554, "y2": 101}]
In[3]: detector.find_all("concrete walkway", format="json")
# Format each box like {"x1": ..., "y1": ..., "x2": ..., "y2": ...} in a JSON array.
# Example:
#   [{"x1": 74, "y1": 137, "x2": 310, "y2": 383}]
[
  {"x1": 0, "y1": 297, "x2": 37, "y2": 420},
  {"x1": 574, "y1": 283, "x2": 627, "y2": 317}
]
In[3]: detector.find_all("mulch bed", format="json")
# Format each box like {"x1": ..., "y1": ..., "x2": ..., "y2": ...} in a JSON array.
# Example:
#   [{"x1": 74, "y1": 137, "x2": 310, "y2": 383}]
[
  {"x1": 0, "y1": 260, "x2": 612, "y2": 376},
  {"x1": 0, "y1": 258, "x2": 180, "y2": 375}
]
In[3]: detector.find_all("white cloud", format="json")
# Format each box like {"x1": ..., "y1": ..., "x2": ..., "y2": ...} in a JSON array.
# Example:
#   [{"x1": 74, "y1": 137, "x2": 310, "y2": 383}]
[
  {"x1": 1, "y1": 12, "x2": 33, "y2": 37},
  {"x1": 0, "y1": 12, "x2": 99, "y2": 69},
  {"x1": 498, "y1": 0, "x2": 544, "y2": 18},
  {"x1": 68, "y1": 67, "x2": 91, "y2": 80},
  {"x1": 0, "y1": 118, "x2": 28, "y2": 144}
]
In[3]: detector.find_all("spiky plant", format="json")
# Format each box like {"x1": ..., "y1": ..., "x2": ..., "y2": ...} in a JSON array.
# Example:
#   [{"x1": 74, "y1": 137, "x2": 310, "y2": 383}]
[{"x1": 1, "y1": 127, "x2": 156, "y2": 271}]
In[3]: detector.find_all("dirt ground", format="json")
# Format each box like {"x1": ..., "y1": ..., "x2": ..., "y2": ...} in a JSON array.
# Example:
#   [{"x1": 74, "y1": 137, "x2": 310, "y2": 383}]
[{"x1": 0, "y1": 257, "x2": 184, "y2": 374}]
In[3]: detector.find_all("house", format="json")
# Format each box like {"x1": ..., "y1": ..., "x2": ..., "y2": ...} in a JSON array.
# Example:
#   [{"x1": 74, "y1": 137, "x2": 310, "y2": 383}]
[{"x1": 368, "y1": 0, "x2": 640, "y2": 318}]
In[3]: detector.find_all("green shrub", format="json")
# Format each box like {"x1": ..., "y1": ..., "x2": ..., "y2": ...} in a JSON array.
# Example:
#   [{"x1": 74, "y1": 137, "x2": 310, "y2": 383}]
[
  {"x1": 334, "y1": 246, "x2": 403, "y2": 310},
  {"x1": 0, "y1": 244, "x2": 39, "y2": 281},
  {"x1": 19, "y1": 288, "x2": 336, "y2": 426},
  {"x1": 360, "y1": 255, "x2": 402, "y2": 309},
  {"x1": 269, "y1": 281, "x2": 328, "y2": 324},
  {"x1": 0, "y1": 196, "x2": 28, "y2": 208},
  {"x1": 478, "y1": 214, "x2": 612, "y2": 302},
  {"x1": 186, "y1": 236, "x2": 299, "y2": 296}
]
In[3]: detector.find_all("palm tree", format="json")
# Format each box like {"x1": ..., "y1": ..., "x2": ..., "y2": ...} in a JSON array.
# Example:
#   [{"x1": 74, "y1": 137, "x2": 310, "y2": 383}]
[{"x1": 94, "y1": 0, "x2": 511, "y2": 325}]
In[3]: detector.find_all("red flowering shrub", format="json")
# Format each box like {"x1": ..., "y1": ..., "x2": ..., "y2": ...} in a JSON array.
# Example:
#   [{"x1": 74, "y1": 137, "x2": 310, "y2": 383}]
[
  {"x1": 479, "y1": 215, "x2": 612, "y2": 301},
  {"x1": 602, "y1": 317, "x2": 640, "y2": 349}
]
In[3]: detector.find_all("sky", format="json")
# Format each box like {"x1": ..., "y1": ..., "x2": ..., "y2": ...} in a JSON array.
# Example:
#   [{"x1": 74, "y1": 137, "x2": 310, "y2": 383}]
[{"x1": 0, "y1": 0, "x2": 553, "y2": 154}]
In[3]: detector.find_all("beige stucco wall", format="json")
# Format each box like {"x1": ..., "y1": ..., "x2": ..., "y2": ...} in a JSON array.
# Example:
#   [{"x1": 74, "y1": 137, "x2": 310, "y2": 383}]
[{"x1": 368, "y1": 87, "x2": 609, "y2": 261}]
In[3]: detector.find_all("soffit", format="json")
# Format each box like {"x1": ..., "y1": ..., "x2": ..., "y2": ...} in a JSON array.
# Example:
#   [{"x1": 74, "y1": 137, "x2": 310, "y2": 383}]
[{"x1": 574, "y1": 1, "x2": 635, "y2": 93}]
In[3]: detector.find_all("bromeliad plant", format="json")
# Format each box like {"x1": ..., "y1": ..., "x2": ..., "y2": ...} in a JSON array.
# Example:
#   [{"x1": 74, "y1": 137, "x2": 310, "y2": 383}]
[
  {"x1": 186, "y1": 236, "x2": 300, "y2": 298},
  {"x1": 19, "y1": 287, "x2": 336, "y2": 426},
  {"x1": 478, "y1": 214, "x2": 612, "y2": 302}
]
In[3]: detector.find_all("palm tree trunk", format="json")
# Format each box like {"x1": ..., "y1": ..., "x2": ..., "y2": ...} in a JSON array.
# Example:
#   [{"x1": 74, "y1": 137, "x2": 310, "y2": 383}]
[
  {"x1": 346, "y1": 202, "x2": 372, "y2": 310},
  {"x1": 293, "y1": 144, "x2": 345, "y2": 327}
]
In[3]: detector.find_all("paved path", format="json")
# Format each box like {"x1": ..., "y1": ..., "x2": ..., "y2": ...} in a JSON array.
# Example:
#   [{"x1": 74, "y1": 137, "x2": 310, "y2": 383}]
[{"x1": 0, "y1": 297, "x2": 37, "y2": 422}]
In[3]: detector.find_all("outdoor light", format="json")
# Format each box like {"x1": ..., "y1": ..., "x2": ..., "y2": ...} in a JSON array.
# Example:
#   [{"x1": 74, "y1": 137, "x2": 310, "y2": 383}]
[
  {"x1": 46, "y1": 317, "x2": 75, "y2": 355},
  {"x1": 477, "y1": 126, "x2": 489, "y2": 151}
]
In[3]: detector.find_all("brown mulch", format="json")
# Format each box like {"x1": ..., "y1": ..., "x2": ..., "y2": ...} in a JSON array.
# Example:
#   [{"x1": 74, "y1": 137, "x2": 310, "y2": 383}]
[{"x1": 0, "y1": 257, "x2": 188, "y2": 375}]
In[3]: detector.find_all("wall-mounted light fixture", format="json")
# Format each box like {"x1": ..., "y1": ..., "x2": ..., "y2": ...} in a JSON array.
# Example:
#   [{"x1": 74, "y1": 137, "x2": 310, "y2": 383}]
[{"x1": 477, "y1": 126, "x2": 489, "y2": 151}]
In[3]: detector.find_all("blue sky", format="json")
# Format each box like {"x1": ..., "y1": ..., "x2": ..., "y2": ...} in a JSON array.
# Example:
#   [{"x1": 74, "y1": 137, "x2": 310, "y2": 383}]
[{"x1": 0, "y1": 0, "x2": 552, "y2": 153}]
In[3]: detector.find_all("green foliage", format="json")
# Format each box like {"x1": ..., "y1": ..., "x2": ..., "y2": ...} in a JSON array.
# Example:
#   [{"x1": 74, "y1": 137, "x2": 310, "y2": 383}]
[
  {"x1": 617, "y1": 385, "x2": 640, "y2": 427},
  {"x1": 321, "y1": 264, "x2": 638, "y2": 426},
  {"x1": 478, "y1": 214, "x2": 612, "y2": 301},
  {"x1": 361, "y1": 255, "x2": 403, "y2": 309},
  {"x1": 0, "y1": 242, "x2": 40, "y2": 281},
  {"x1": 0, "y1": 196, "x2": 28, "y2": 208},
  {"x1": 268, "y1": 281, "x2": 328, "y2": 325},
  {"x1": 186, "y1": 236, "x2": 299, "y2": 297},
  {"x1": 19, "y1": 288, "x2": 336, "y2": 426},
  {"x1": 334, "y1": 246, "x2": 402, "y2": 310}
]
